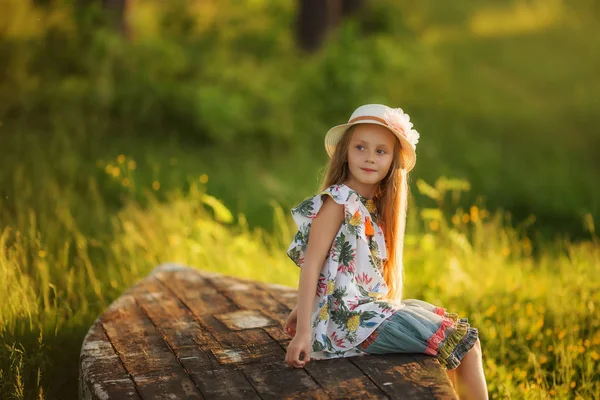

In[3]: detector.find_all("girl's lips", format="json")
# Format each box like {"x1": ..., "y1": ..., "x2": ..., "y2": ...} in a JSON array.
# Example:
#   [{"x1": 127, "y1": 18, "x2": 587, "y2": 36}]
[{"x1": 361, "y1": 168, "x2": 377, "y2": 172}]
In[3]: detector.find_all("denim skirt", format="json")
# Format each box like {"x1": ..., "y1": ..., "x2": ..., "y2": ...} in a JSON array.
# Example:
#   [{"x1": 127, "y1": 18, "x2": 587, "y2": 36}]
[{"x1": 357, "y1": 299, "x2": 478, "y2": 370}]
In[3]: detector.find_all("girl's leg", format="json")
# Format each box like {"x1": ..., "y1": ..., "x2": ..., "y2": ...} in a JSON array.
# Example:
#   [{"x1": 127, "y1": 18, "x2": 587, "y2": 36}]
[{"x1": 454, "y1": 338, "x2": 489, "y2": 400}]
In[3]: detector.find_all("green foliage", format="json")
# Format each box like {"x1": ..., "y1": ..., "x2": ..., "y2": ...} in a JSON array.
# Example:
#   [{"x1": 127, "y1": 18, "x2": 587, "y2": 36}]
[{"x1": 2, "y1": 0, "x2": 598, "y2": 237}]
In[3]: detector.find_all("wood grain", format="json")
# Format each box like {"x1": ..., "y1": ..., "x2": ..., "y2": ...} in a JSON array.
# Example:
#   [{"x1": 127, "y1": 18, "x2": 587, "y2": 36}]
[{"x1": 79, "y1": 263, "x2": 458, "y2": 399}]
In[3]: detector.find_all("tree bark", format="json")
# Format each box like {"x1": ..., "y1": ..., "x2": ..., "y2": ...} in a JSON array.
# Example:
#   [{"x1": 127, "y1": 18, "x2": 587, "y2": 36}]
[
  {"x1": 102, "y1": 0, "x2": 131, "y2": 39},
  {"x1": 342, "y1": 0, "x2": 363, "y2": 17},
  {"x1": 296, "y1": 0, "x2": 364, "y2": 52},
  {"x1": 296, "y1": 0, "x2": 332, "y2": 52}
]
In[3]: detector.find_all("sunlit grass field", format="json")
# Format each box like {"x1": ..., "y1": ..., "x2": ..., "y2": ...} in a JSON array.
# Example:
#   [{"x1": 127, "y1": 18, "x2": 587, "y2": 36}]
[
  {"x1": 1, "y1": 0, "x2": 599, "y2": 398},
  {"x1": 0, "y1": 133, "x2": 598, "y2": 399}
]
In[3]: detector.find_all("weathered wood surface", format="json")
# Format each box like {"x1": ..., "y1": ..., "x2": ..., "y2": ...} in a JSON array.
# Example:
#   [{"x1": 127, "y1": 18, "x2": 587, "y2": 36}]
[{"x1": 79, "y1": 263, "x2": 458, "y2": 399}]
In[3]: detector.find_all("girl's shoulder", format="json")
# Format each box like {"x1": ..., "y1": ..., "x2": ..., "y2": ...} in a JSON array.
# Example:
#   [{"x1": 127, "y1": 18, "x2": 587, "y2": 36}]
[
  {"x1": 290, "y1": 183, "x2": 359, "y2": 220},
  {"x1": 319, "y1": 183, "x2": 355, "y2": 204}
]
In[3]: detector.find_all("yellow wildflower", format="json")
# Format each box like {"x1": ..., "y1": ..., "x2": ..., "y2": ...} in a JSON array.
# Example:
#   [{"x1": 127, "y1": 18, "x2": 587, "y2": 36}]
[
  {"x1": 347, "y1": 314, "x2": 361, "y2": 331},
  {"x1": 525, "y1": 303, "x2": 534, "y2": 316},
  {"x1": 470, "y1": 206, "x2": 479, "y2": 223},
  {"x1": 429, "y1": 220, "x2": 439, "y2": 231}
]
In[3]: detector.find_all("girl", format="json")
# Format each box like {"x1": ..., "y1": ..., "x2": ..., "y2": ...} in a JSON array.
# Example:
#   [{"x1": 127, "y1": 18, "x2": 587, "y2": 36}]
[{"x1": 283, "y1": 104, "x2": 489, "y2": 400}]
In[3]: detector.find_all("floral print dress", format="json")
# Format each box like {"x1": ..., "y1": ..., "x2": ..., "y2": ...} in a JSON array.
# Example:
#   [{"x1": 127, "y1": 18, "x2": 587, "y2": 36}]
[
  {"x1": 287, "y1": 183, "x2": 480, "y2": 369},
  {"x1": 286, "y1": 183, "x2": 405, "y2": 360}
]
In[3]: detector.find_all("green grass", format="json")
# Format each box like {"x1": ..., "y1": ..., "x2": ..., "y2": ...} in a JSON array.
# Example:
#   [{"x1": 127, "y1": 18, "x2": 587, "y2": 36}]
[{"x1": 0, "y1": 130, "x2": 598, "y2": 398}]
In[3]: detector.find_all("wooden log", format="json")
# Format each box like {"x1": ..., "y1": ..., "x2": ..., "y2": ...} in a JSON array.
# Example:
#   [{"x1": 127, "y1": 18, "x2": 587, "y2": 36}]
[{"x1": 80, "y1": 263, "x2": 458, "y2": 399}]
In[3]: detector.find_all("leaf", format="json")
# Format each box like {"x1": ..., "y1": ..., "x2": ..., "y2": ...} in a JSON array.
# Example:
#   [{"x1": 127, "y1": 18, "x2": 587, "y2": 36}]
[{"x1": 294, "y1": 198, "x2": 315, "y2": 218}]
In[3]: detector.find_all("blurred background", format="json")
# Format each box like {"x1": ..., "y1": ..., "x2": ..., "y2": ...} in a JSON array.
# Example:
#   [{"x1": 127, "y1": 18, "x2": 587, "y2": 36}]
[{"x1": 0, "y1": 0, "x2": 598, "y2": 399}]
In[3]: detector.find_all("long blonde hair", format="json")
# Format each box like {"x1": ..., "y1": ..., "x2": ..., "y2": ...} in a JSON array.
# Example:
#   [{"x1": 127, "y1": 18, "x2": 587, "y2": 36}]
[{"x1": 319, "y1": 125, "x2": 410, "y2": 304}]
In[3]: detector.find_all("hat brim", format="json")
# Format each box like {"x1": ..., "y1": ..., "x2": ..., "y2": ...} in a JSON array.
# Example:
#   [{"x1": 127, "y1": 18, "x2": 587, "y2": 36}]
[{"x1": 324, "y1": 120, "x2": 417, "y2": 172}]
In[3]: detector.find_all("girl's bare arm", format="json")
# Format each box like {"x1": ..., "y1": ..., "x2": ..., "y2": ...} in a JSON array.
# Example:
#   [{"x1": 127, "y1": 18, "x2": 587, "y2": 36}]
[{"x1": 295, "y1": 196, "x2": 344, "y2": 335}]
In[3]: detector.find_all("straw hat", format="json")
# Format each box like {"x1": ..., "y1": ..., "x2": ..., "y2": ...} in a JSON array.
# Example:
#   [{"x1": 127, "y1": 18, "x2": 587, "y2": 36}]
[{"x1": 324, "y1": 104, "x2": 420, "y2": 172}]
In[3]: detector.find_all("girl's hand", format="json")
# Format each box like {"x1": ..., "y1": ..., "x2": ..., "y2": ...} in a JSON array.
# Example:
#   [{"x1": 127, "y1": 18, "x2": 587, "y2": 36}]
[
  {"x1": 284, "y1": 306, "x2": 298, "y2": 337},
  {"x1": 285, "y1": 331, "x2": 312, "y2": 368}
]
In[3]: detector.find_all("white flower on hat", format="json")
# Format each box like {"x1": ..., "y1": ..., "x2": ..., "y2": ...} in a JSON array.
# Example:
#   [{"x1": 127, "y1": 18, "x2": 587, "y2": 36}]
[{"x1": 382, "y1": 107, "x2": 420, "y2": 148}]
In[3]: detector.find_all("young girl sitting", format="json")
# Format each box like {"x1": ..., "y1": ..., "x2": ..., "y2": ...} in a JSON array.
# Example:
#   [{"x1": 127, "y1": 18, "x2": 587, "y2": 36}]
[{"x1": 283, "y1": 104, "x2": 489, "y2": 400}]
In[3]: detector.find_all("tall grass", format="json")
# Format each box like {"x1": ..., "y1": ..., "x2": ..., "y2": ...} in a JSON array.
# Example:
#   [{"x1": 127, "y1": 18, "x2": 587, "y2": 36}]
[{"x1": 0, "y1": 142, "x2": 598, "y2": 398}]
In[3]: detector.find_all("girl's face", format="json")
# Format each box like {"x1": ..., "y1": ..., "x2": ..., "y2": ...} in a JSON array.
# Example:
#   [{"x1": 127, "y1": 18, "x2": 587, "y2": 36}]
[{"x1": 346, "y1": 123, "x2": 397, "y2": 188}]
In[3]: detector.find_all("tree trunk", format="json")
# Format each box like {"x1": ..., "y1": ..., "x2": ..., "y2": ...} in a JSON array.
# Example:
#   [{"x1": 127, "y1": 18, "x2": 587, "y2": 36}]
[
  {"x1": 296, "y1": 0, "x2": 364, "y2": 53},
  {"x1": 102, "y1": 0, "x2": 131, "y2": 39},
  {"x1": 296, "y1": 0, "x2": 333, "y2": 52},
  {"x1": 342, "y1": 0, "x2": 363, "y2": 16}
]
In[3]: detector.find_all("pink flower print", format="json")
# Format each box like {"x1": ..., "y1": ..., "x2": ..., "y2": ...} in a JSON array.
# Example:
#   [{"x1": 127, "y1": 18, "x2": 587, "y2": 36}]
[
  {"x1": 330, "y1": 331, "x2": 345, "y2": 348},
  {"x1": 382, "y1": 107, "x2": 420, "y2": 148},
  {"x1": 355, "y1": 272, "x2": 373, "y2": 285},
  {"x1": 337, "y1": 252, "x2": 356, "y2": 275},
  {"x1": 347, "y1": 296, "x2": 360, "y2": 311},
  {"x1": 316, "y1": 275, "x2": 327, "y2": 296},
  {"x1": 338, "y1": 261, "x2": 356, "y2": 275},
  {"x1": 329, "y1": 247, "x2": 337, "y2": 260},
  {"x1": 332, "y1": 299, "x2": 340, "y2": 311}
]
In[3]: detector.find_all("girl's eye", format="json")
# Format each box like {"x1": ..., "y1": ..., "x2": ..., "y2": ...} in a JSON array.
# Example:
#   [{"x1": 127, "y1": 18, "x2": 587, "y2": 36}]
[
  {"x1": 377, "y1": 149, "x2": 386, "y2": 154},
  {"x1": 356, "y1": 145, "x2": 364, "y2": 150}
]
